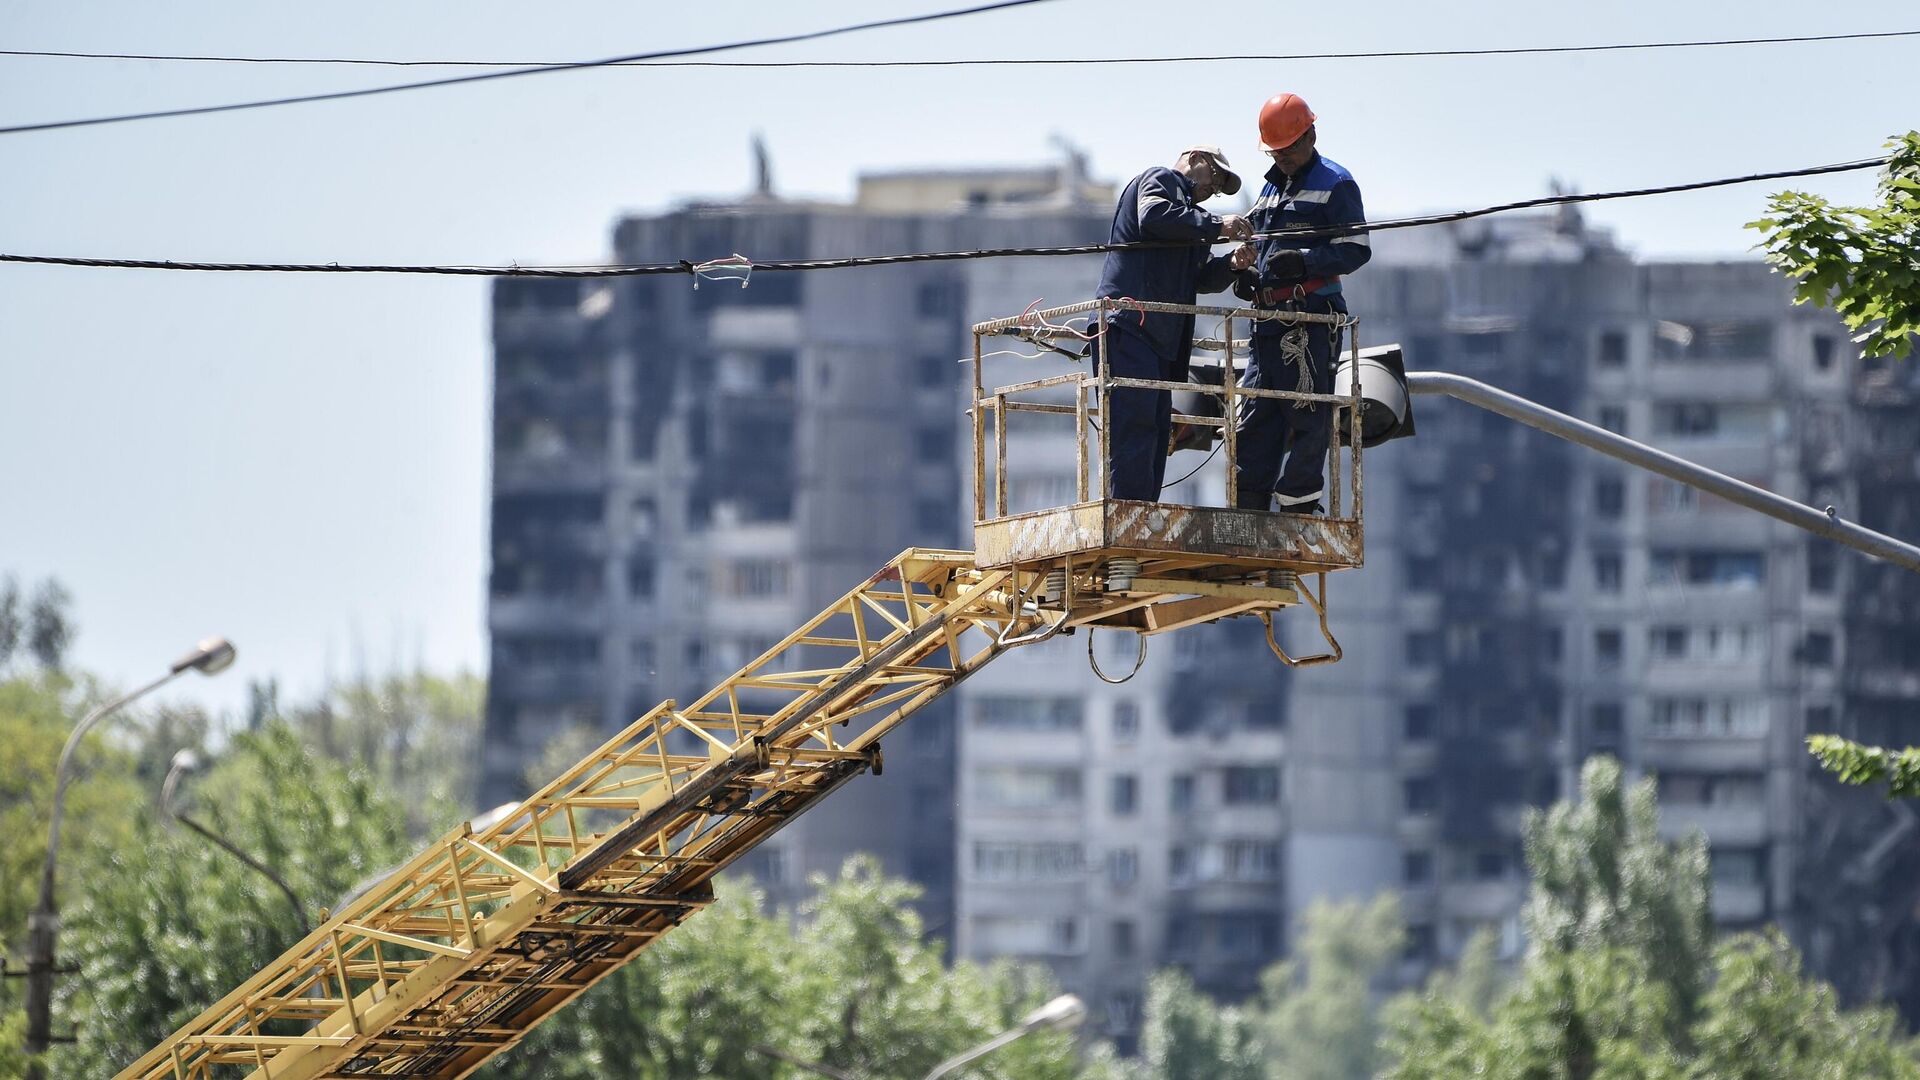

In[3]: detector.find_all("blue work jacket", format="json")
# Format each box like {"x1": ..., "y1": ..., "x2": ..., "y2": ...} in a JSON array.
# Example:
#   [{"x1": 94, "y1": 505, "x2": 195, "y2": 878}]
[
  {"x1": 1096, "y1": 166, "x2": 1239, "y2": 379},
  {"x1": 1239, "y1": 152, "x2": 1371, "y2": 327}
]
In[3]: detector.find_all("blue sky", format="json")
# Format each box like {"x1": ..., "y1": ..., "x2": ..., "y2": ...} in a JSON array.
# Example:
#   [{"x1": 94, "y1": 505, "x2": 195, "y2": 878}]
[{"x1": 1, "y1": 1, "x2": 1913, "y2": 718}]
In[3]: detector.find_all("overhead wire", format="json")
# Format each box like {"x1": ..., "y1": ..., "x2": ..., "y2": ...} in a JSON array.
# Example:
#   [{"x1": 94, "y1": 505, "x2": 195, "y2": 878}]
[
  {"x1": 4, "y1": 28, "x2": 1914, "y2": 69},
  {"x1": 0, "y1": 154, "x2": 1888, "y2": 278},
  {"x1": 0, "y1": 0, "x2": 1056, "y2": 136}
]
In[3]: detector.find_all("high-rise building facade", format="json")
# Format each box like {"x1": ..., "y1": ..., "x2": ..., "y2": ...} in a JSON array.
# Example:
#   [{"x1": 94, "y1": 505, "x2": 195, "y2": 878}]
[
  {"x1": 484, "y1": 157, "x2": 1111, "y2": 928},
  {"x1": 486, "y1": 161, "x2": 1918, "y2": 1039}
]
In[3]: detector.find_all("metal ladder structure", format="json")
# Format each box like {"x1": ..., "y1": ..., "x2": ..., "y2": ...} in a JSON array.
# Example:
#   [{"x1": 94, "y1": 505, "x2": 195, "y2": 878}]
[{"x1": 119, "y1": 300, "x2": 1373, "y2": 1079}]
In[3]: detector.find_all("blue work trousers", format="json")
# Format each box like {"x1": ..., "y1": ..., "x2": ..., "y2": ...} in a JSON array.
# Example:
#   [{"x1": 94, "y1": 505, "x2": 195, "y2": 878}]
[
  {"x1": 1096, "y1": 324, "x2": 1173, "y2": 502},
  {"x1": 1232, "y1": 298, "x2": 1345, "y2": 510}
]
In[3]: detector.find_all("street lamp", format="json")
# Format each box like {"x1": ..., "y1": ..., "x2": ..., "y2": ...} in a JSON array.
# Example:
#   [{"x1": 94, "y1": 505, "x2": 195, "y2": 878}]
[
  {"x1": 160, "y1": 748, "x2": 312, "y2": 936},
  {"x1": 22, "y1": 636, "x2": 236, "y2": 1077},
  {"x1": 922, "y1": 993, "x2": 1086, "y2": 1080}
]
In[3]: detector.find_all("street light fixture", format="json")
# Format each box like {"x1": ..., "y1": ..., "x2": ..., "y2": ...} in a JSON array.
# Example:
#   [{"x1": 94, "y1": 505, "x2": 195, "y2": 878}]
[
  {"x1": 160, "y1": 748, "x2": 311, "y2": 936},
  {"x1": 921, "y1": 993, "x2": 1087, "y2": 1080},
  {"x1": 22, "y1": 636, "x2": 236, "y2": 1078}
]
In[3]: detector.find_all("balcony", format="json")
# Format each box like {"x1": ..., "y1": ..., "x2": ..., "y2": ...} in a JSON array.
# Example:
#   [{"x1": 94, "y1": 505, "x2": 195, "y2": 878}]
[
  {"x1": 493, "y1": 307, "x2": 591, "y2": 351},
  {"x1": 1659, "y1": 803, "x2": 1769, "y2": 846},
  {"x1": 494, "y1": 450, "x2": 609, "y2": 492},
  {"x1": 488, "y1": 594, "x2": 608, "y2": 634},
  {"x1": 1711, "y1": 881, "x2": 1767, "y2": 922}
]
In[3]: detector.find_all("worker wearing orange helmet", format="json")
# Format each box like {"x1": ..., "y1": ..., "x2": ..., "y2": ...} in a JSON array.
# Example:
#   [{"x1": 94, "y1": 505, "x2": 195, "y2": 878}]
[{"x1": 1230, "y1": 93, "x2": 1372, "y2": 513}]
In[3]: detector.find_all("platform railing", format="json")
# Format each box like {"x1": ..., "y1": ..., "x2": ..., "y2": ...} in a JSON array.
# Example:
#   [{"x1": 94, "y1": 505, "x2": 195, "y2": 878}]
[{"x1": 969, "y1": 299, "x2": 1365, "y2": 534}]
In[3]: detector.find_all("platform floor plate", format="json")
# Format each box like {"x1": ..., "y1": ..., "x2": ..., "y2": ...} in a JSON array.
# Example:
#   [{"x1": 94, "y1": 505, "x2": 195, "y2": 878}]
[{"x1": 973, "y1": 499, "x2": 1363, "y2": 572}]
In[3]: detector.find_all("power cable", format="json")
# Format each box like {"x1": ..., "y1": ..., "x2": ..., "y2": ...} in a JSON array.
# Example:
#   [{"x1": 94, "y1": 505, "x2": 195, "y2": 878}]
[
  {"x1": 0, "y1": 154, "x2": 1890, "y2": 278},
  {"x1": 0, "y1": 0, "x2": 1055, "y2": 136},
  {"x1": 4, "y1": 28, "x2": 1914, "y2": 69}
]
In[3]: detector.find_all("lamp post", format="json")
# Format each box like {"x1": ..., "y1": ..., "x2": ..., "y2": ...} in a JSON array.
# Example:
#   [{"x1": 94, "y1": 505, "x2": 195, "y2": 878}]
[
  {"x1": 22, "y1": 637, "x2": 236, "y2": 1078},
  {"x1": 160, "y1": 748, "x2": 311, "y2": 936},
  {"x1": 922, "y1": 993, "x2": 1086, "y2": 1080}
]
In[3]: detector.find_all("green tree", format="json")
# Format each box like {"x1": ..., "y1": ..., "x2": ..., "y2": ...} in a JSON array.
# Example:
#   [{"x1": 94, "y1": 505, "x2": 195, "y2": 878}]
[
  {"x1": 1749, "y1": 132, "x2": 1920, "y2": 360},
  {"x1": 484, "y1": 857, "x2": 1080, "y2": 1080},
  {"x1": 1384, "y1": 757, "x2": 1920, "y2": 1080},
  {"x1": 51, "y1": 723, "x2": 414, "y2": 1079},
  {"x1": 1522, "y1": 757, "x2": 1712, "y2": 1038},
  {"x1": 1091, "y1": 970, "x2": 1262, "y2": 1080},
  {"x1": 281, "y1": 669, "x2": 484, "y2": 832},
  {"x1": 1260, "y1": 894, "x2": 1406, "y2": 1080}
]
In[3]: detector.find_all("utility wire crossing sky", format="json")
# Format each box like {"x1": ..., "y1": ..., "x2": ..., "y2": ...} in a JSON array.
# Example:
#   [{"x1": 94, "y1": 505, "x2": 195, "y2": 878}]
[{"x1": 0, "y1": 153, "x2": 1891, "y2": 277}]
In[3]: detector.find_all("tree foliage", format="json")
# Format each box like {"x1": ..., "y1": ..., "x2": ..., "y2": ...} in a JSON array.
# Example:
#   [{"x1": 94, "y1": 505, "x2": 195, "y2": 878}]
[
  {"x1": 1808, "y1": 733, "x2": 1920, "y2": 799},
  {"x1": 1749, "y1": 132, "x2": 1920, "y2": 360},
  {"x1": 51, "y1": 723, "x2": 414, "y2": 1078},
  {"x1": 488, "y1": 857, "x2": 1079, "y2": 1080},
  {"x1": 1383, "y1": 757, "x2": 1920, "y2": 1080},
  {"x1": 1260, "y1": 893, "x2": 1406, "y2": 1080}
]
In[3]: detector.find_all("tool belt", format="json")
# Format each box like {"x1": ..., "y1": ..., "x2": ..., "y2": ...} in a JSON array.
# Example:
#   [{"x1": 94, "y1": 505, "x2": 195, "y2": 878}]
[{"x1": 1255, "y1": 277, "x2": 1339, "y2": 306}]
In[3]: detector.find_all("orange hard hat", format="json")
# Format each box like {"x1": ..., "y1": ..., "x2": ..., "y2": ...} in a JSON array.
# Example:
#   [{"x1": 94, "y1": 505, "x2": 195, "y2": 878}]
[{"x1": 1259, "y1": 93, "x2": 1317, "y2": 151}]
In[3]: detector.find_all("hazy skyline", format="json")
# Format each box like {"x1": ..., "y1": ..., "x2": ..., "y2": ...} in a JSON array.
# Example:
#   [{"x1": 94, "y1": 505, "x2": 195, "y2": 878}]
[{"x1": 3, "y1": 0, "x2": 1913, "y2": 719}]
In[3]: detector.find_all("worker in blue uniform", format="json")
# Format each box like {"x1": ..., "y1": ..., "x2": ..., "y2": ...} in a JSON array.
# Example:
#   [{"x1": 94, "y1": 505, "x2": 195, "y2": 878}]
[
  {"x1": 1094, "y1": 146, "x2": 1256, "y2": 501},
  {"x1": 1231, "y1": 94, "x2": 1373, "y2": 513}
]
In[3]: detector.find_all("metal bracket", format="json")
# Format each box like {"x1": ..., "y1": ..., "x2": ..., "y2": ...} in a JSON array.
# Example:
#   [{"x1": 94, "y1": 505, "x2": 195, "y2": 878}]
[{"x1": 1259, "y1": 571, "x2": 1342, "y2": 667}]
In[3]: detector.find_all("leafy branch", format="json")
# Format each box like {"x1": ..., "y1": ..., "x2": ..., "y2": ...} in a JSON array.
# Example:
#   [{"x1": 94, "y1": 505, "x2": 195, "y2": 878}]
[
  {"x1": 1748, "y1": 132, "x2": 1920, "y2": 360},
  {"x1": 1807, "y1": 733, "x2": 1920, "y2": 798}
]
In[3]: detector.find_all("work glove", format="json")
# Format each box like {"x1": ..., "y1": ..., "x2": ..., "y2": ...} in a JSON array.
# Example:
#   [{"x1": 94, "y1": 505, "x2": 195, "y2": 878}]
[{"x1": 1265, "y1": 248, "x2": 1308, "y2": 285}]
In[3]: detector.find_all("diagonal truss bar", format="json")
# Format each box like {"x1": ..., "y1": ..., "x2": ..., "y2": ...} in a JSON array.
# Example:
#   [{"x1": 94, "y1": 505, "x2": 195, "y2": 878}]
[{"x1": 117, "y1": 549, "x2": 1047, "y2": 1080}]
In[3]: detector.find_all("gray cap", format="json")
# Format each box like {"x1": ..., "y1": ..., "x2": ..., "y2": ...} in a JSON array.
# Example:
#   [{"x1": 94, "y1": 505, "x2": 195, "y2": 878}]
[{"x1": 1181, "y1": 144, "x2": 1242, "y2": 196}]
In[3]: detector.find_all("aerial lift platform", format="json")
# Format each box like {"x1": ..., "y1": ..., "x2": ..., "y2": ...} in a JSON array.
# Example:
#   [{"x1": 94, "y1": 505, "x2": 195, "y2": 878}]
[
  {"x1": 118, "y1": 300, "x2": 1389, "y2": 1080},
  {"x1": 112, "y1": 292, "x2": 1920, "y2": 1078}
]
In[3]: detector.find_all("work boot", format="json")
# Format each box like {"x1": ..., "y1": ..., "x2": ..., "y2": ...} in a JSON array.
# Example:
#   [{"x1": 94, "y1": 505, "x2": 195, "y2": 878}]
[{"x1": 1275, "y1": 500, "x2": 1323, "y2": 516}]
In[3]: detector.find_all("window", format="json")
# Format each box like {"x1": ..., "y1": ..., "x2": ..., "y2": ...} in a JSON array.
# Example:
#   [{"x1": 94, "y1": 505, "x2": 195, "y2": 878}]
[
  {"x1": 1812, "y1": 334, "x2": 1837, "y2": 372},
  {"x1": 1594, "y1": 476, "x2": 1625, "y2": 519},
  {"x1": 1220, "y1": 840, "x2": 1282, "y2": 882},
  {"x1": 974, "y1": 766, "x2": 1082, "y2": 808},
  {"x1": 1404, "y1": 704, "x2": 1436, "y2": 741},
  {"x1": 972, "y1": 841, "x2": 1084, "y2": 882},
  {"x1": 1222, "y1": 766, "x2": 1281, "y2": 805},
  {"x1": 915, "y1": 280, "x2": 961, "y2": 317},
  {"x1": 1475, "y1": 851, "x2": 1508, "y2": 880},
  {"x1": 917, "y1": 352, "x2": 952, "y2": 388},
  {"x1": 1110, "y1": 774, "x2": 1139, "y2": 815},
  {"x1": 1593, "y1": 552, "x2": 1623, "y2": 592},
  {"x1": 727, "y1": 559, "x2": 791, "y2": 598},
  {"x1": 1651, "y1": 626, "x2": 1687, "y2": 659},
  {"x1": 1657, "y1": 771, "x2": 1765, "y2": 807},
  {"x1": 1169, "y1": 844, "x2": 1192, "y2": 885},
  {"x1": 915, "y1": 497, "x2": 949, "y2": 533},
  {"x1": 1648, "y1": 698, "x2": 1768, "y2": 738},
  {"x1": 1652, "y1": 401, "x2": 1774, "y2": 438},
  {"x1": 1598, "y1": 405, "x2": 1627, "y2": 434},
  {"x1": 1215, "y1": 913, "x2": 1279, "y2": 954},
  {"x1": 1808, "y1": 545, "x2": 1838, "y2": 593},
  {"x1": 629, "y1": 638, "x2": 656, "y2": 671},
  {"x1": 1403, "y1": 775, "x2": 1438, "y2": 814},
  {"x1": 1800, "y1": 630, "x2": 1836, "y2": 667},
  {"x1": 1170, "y1": 774, "x2": 1195, "y2": 811},
  {"x1": 1652, "y1": 320, "x2": 1774, "y2": 361},
  {"x1": 1112, "y1": 919, "x2": 1137, "y2": 958},
  {"x1": 974, "y1": 696, "x2": 1083, "y2": 731},
  {"x1": 1594, "y1": 628, "x2": 1623, "y2": 670},
  {"x1": 1542, "y1": 627, "x2": 1564, "y2": 663},
  {"x1": 1112, "y1": 700, "x2": 1140, "y2": 740},
  {"x1": 1710, "y1": 847, "x2": 1767, "y2": 887},
  {"x1": 1404, "y1": 554, "x2": 1441, "y2": 590},
  {"x1": 1650, "y1": 550, "x2": 1765, "y2": 590},
  {"x1": 1108, "y1": 847, "x2": 1139, "y2": 887},
  {"x1": 915, "y1": 426, "x2": 948, "y2": 462},
  {"x1": 1403, "y1": 850, "x2": 1433, "y2": 884},
  {"x1": 1597, "y1": 330, "x2": 1629, "y2": 367},
  {"x1": 1406, "y1": 631, "x2": 1440, "y2": 665},
  {"x1": 627, "y1": 558, "x2": 655, "y2": 599},
  {"x1": 1406, "y1": 923, "x2": 1436, "y2": 962},
  {"x1": 1589, "y1": 702, "x2": 1624, "y2": 744}
]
